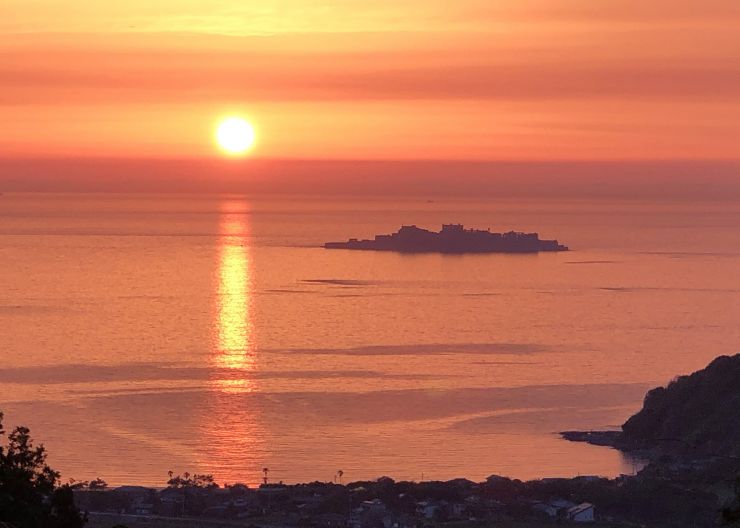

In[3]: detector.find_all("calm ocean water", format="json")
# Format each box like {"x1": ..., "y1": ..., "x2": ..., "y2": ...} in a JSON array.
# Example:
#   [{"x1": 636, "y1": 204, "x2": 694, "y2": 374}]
[{"x1": 1, "y1": 193, "x2": 739, "y2": 486}]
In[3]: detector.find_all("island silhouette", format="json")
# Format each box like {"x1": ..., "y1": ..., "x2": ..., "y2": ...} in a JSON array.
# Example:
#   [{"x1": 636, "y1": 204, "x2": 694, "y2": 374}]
[{"x1": 325, "y1": 223, "x2": 568, "y2": 253}]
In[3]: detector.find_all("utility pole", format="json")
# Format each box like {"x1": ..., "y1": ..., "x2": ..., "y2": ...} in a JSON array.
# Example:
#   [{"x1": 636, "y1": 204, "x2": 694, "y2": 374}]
[{"x1": 262, "y1": 467, "x2": 270, "y2": 515}]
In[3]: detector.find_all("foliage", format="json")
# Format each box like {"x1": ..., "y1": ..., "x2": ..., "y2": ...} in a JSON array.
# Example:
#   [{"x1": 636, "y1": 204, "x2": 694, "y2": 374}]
[
  {"x1": 67, "y1": 478, "x2": 108, "y2": 491},
  {"x1": 722, "y1": 475, "x2": 740, "y2": 526},
  {"x1": 166, "y1": 471, "x2": 218, "y2": 489},
  {"x1": 621, "y1": 354, "x2": 740, "y2": 456},
  {"x1": 0, "y1": 411, "x2": 87, "y2": 528},
  {"x1": 164, "y1": 471, "x2": 219, "y2": 516},
  {"x1": 88, "y1": 478, "x2": 108, "y2": 490}
]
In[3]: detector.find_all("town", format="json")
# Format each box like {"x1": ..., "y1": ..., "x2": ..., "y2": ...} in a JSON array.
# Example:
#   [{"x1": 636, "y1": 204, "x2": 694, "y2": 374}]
[{"x1": 76, "y1": 454, "x2": 739, "y2": 528}]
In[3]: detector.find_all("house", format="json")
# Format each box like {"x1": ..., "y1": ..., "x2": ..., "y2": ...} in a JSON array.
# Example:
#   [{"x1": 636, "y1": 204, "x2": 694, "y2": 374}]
[
  {"x1": 159, "y1": 487, "x2": 185, "y2": 517},
  {"x1": 533, "y1": 499, "x2": 576, "y2": 518},
  {"x1": 352, "y1": 499, "x2": 393, "y2": 528},
  {"x1": 114, "y1": 485, "x2": 151, "y2": 494},
  {"x1": 449, "y1": 501, "x2": 467, "y2": 519},
  {"x1": 416, "y1": 500, "x2": 441, "y2": 519},
  {"x1": 485, "y1": 475, "x2": 510, "y2": 484},
  {"x1": 201, "y1": 505, "x2": 228, "y2": 518},
  {"x1": 573, "y1": 475, "x2": 603, "y2": 483},
  {"x1": 567, "y1": 503, "x2": 596, "y2": 523},
  {"x1": 294, "y1": 491, "x2": 324, "y2": 513},
  {"x1": 131, "y1": 500, "x2": 154, "y2": 515},
  {"x1": 111, "y1": 486, "x2": 156, "y2": 515},
  {"x1": 315, "y1": 512, "x2": 349, "y2": 527}
]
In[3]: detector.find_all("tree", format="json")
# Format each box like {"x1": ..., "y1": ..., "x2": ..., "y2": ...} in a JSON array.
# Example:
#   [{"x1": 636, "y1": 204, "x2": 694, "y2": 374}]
[
  {"x1": 88, "y1": 478, "x2": 108, "y2": 490},
  {"x1": 49, "y1": 486, "x2": 87, "y2": 528},
  {"x1": 166, "y1": 471, "x2": 217, "y2": 489},
  {"x1": 0, "y1": 411, "x2": 86, "y2": 528},
  {"x1": 165, "y1": 471, "x2": 218, "y2": 517},
  {"x1": 722, "y1": 475, "x2": 740, "y2": 526}
]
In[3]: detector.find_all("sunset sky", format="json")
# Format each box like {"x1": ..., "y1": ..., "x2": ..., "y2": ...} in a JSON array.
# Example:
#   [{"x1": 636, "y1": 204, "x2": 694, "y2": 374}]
[{"x1": 3, "y1": 0, "x2": 740, "y2": 163}]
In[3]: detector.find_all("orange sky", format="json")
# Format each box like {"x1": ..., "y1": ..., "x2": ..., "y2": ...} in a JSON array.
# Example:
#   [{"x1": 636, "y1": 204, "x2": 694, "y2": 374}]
[{"x1": 2, "y1": 0, "x2": 740, "y2": 161}]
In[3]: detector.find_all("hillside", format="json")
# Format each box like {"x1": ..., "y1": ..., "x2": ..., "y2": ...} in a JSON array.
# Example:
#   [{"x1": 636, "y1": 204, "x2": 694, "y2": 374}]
[{"x1": 564, "y1": 354, "x2": 740, "y2": 457}]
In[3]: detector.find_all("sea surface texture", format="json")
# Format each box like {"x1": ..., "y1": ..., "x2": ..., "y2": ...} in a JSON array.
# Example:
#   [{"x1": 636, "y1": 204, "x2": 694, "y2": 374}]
[{"x1": 1, "y1": 193, "x2": 739, "y2": 486}]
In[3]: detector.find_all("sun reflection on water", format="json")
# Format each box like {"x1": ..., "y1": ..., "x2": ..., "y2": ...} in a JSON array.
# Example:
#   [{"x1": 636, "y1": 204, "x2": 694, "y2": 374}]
[
  {"x1": 214, "y1": 201, "x2": 254, "y2": 392},
  {"x1": 201, "y1": 200, "x2": 268, "y2": 485}
]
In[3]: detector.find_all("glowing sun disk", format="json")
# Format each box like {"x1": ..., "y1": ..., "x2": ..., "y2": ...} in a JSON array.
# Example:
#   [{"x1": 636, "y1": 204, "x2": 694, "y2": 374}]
[{"x1": 216, "y1": 117, "x2": 255, "y2": 155}]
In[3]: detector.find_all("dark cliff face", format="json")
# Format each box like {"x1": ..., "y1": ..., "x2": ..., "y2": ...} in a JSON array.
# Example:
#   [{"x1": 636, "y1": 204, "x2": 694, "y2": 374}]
[{"x1": 621, "y1": 354, "x2": 740, "y2": 456}]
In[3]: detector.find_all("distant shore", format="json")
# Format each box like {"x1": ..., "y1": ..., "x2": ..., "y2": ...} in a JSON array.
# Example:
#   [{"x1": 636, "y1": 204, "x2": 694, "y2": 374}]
[{"x1": 560, "y1": 430, "x2": 624, "y2": 449}]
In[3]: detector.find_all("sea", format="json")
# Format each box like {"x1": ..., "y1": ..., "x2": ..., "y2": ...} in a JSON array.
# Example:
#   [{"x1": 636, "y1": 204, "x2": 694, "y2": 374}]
[{"x1": 1, "y1": 193, "x2": 739, "y2": 486}]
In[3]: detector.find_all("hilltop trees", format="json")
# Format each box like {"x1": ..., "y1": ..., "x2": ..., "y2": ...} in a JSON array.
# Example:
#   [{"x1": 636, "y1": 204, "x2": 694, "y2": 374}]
[
  {"x1": 165, "y1": 471, "x2": 219, "y2": 516},
  {"x1": 621, "y1": 354, "x2": 740, "y2": 456},
  {"x1": 166, "y1": 471, "x2": 217, "y2": 489},
  {"x1": 0, "y1": 412, "x2": 86, "y2": 528},
  {"x1": 723, "y1": 476, "x2": 740, "y2": 525}
]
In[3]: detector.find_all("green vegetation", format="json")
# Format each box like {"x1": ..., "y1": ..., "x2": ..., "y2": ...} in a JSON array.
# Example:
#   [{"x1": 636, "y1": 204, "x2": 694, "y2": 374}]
[
  {"x1": 424, "y1": 522, "x2": 634, "y2": 528},
  {"x1": 722, "y1": 475, "x2": 740, "y2": 526},
  {"x1": 166, "y1": 471, "x2": 218, "y2": 489},
  {"x1": 85, "y1": 516, "x2": 636, "y2": 528},
  {"x1": 621, "y1": 354, "x2": 740, "y2": 456},
  {"x1": 0, "y1": 411, "x2": 86, "y2": 528},
  {"x1": 86, "y1": 513, "x2": 249, "y2": 528}
]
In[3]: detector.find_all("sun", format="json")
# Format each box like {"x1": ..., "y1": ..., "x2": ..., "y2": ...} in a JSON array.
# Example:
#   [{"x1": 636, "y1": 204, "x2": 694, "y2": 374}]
[{"x1": 215, "y1": 117, "x2": 256, "y2": 155}]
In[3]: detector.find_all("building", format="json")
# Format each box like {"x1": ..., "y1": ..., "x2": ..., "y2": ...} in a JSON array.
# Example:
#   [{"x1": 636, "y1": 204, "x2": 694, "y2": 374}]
[
  {"x1": 316, "y1": 512, "x2": 350, "y2": 527},
  {"x1": 352, "y1": 499, "x2": 393, "y2": 528},
  {"x1": 567, "y1": 503, "x2": 596, "y2": 523},
  {"x1": 416, "y1": 500, "x2": 441, "y2": 519},
  {"x1": 532, "y1": 498, "x2": 576, "y2": 518}
]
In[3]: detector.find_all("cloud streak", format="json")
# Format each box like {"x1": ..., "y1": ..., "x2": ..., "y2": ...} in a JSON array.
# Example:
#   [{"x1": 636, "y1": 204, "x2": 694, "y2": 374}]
[
  {"x1": 1, "y1": 2, "x2": 739, "y2": 160},
  {"x1": 3, "y1": 41, "x2": 740, "y2": 105}
]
